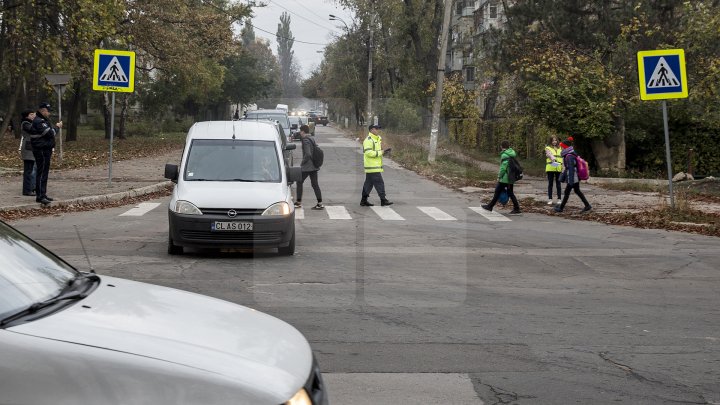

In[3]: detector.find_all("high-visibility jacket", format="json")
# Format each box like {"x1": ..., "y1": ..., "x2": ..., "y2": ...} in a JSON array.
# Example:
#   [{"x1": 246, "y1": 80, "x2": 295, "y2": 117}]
[
  {"x1": 545, "y1": 145, "x2": 563, "y2": 172},
  {"x1": 363, "y1": 132, "x2": 384, "y2": 173}
]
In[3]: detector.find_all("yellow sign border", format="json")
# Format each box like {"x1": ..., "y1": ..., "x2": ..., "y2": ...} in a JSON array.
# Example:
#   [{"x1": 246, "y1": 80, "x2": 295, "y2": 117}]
[
  {"x1": 637, "y1": 49, "x2": 687, "y2": 101},
  {"x1": 93, "y1": 49, "x2": 136, "y2": 93}
]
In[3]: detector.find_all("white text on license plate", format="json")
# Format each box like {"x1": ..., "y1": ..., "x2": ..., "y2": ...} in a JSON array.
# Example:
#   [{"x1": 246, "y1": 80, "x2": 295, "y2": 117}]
[{"x1": 212, "y1": 221, "x2": 253, "y2": 231}]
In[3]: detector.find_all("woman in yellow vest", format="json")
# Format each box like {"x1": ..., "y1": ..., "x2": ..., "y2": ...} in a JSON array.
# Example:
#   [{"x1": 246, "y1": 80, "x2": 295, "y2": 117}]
[{"x1": 544, "y1": 136, "x2": 563, "y2": 205}]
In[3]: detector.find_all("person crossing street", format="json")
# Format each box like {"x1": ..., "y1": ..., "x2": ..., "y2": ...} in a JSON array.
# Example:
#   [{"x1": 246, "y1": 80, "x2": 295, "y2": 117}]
[{"x1": 360, "y1": 124, "x2": 393, "y2": 207}]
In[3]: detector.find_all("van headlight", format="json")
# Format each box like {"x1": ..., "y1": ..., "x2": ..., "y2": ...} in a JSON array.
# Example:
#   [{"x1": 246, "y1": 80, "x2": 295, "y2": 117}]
[
  {"x1": 284, "y1": 388, "x2": 312, "y2": 405},
  {"x1": 172, "y1": 200, "x2": 202, "y2": 215},
  {"x1": 262, "y1": 201, "x2": 291, "y2": 216}
]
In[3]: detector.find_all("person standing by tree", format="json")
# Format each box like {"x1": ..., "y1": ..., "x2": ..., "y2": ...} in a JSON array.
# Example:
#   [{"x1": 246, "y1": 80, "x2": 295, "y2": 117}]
[
  {"x1": 19, "y1": 110, "x2": 37, "y2": 196},
  {"x1": 554, "y1": 137, "x2": 592, "y2": 213},
  {"x1": 481, "y1": 140, "x2": 521, "y2": 214},
  {"x1": 294, "y1": 124, "x2": 324, "y2": 210},
  {"x1": 360, "y1": 125, "x2": 393, "y2": 207},
  {"x1": 30, "y1": 102, "x2": 62, "y2": 205},
  {"x1": 545, "y1": 135, "x2": 563, "y2": 205}
]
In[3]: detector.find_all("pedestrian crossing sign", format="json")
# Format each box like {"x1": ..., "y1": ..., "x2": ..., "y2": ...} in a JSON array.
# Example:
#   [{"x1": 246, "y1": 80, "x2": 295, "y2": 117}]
[
  {"x1": 637, "y1": 49, "x2": 687, "y2": 100},
  {"x1": 93, "y1": 49, "x2": 135, "y2": 93}
]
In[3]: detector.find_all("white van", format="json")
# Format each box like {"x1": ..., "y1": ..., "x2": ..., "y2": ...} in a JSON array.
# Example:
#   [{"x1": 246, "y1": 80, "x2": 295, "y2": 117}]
[
  {"x1": 275, "y1": 103, "x2": 289, "y2": 113},
  {"x1": 164, "y1": 121, "x2": 301, "y2": 255}
]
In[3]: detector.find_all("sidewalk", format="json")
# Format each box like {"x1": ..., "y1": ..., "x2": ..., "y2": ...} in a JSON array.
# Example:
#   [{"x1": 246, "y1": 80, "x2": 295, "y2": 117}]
[{"x1": 0, "y1": 149, "x2": 182, "y2": 212}]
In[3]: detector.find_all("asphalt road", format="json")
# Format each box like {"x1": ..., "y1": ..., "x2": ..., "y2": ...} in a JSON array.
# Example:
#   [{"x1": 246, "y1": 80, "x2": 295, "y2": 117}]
[{"x1": 11, "y1": 126, "x2": 720, "y2": 404}]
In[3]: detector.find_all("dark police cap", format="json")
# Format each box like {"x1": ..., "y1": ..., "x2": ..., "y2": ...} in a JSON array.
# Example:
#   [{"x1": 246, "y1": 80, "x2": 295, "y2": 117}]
[
  {"x1": 38, "y1": 102, "x2": 51, "y2": 111},
  {"x1": 368, "y1": 124, "x2": 382, "y2": 131}
]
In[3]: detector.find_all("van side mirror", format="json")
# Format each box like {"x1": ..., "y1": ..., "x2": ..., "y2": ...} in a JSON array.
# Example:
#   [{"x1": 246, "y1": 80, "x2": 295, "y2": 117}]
[
  {"x1": 284, "y1": 144, "x2": 296, "y2": 151},
  {"x1": 164, "y1": 164, "x2": 179, "y2": 183},
  {"x1": 286, "y1": 166, "x2": 302, "y2": 184}
]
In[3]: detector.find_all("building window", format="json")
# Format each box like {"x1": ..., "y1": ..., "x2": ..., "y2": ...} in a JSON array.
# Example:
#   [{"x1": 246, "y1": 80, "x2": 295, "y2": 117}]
[
  {"x1": 456, "y1": 1, "x2": 464, "y2": 15},
  {"x1": 489, "y1": 3, "x2": 498, "y2": 19},
  {"x1": 466, "y1": 67, "x2": 475, "y2": 82}
]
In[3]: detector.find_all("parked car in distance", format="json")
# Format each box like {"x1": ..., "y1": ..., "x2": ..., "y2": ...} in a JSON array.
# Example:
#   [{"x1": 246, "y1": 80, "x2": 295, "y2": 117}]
[
  {"x1": 307, "y1": 112, "x2": 329, "y2": 126},
  {"x1": 164, "y1": 120, "x2": 302, "y2": 255},
  {"x1": 299, "y1": 116, "x2": 315, "y2": 136},
  {"x1": 243, "y1": 109, "x2": 292, "y2": 141},
  {"x1": 288, "y1": 116, "x2": 302, "y2": 140},
  {"x1": 0, "y1": 220, "x2": 328, "y2": 405}
]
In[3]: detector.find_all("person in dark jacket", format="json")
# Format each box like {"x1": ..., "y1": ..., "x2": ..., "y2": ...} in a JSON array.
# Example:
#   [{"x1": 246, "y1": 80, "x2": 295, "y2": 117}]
[
  {"x1": 482, "y1": 140, "x2": 521, "y2": 214},
  {"x1": 554, "y1": 137, "x2": 592, "y2": 213},
  {"x1": 30, "y1": 102, "x2": 62, "y2": 205},
  {"x1": 294, "y1": 124, "x2": 324, "y2": 210},
  {"x1": 19, "y1": 110, "x2": 37, "y2": 196}
]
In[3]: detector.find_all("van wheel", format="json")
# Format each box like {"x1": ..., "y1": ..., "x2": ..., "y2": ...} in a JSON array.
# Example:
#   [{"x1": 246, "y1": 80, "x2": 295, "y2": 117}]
[
  {"x1": 168, "y1": 236, "x2": 183, "y2": 255},
  {"x1": 278, "y1": 230, "x2": 295, "y2": 256}
]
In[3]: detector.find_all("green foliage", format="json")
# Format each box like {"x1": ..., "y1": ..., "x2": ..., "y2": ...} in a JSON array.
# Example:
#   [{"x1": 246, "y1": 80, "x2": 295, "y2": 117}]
[
  {"x1": 375, "y1": 98, "x2": 423, "y2": 132},
  {"x1": 447, "y1": 119, "x2": 478, "y2": 148}
]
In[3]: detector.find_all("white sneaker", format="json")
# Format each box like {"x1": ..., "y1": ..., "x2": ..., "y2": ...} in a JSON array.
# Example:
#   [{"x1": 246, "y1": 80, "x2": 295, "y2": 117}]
[
  {"x1": 556, "y1": 200, "x2": 563, "y2": 205},
  {"x1": 547, "y1": 200, "x2": 553, "y2": 205}
]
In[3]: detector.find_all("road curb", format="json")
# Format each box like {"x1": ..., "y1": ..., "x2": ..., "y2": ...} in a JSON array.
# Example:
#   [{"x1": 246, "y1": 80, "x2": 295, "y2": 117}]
[{"x1": 0, "y1": 181, "x2": 172, "y2": 213}]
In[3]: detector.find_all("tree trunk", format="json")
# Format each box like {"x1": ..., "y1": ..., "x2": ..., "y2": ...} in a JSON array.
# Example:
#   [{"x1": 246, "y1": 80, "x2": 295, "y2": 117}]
[
  {"x1": 102, "y1": 92, "x2": 112, "y2": 139},
  {"x1": 66, "y1": 80, "x2": 84, "y2": 142},
  {"x1": 0, "y1": 79, "x2": 23, "y2": 140},
  {"x1": 118, "y1": 94, "x2": 129, "y2": 139},
  {"x1": 591, "y1": 114, "x2": 626, "y2": 172}
]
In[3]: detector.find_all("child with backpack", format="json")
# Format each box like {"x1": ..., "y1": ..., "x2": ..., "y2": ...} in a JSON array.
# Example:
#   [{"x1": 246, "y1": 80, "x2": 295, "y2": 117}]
[
  {"x1": 554, "y1": 137, "x2": 592, "y2": 213},
  {"x1": 482, "y1": 140, "x2": 521, "y2": 215}
]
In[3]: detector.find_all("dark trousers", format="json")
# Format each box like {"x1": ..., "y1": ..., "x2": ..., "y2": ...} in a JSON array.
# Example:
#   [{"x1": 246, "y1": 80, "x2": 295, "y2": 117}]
[
  {"x1": 33, "y1": 148, "x2": 52, "y2": 200},
  {"x1": 547, "y1": 171, "x2": 562, "y2": 200},
  {"x1": 486, "y1": 182, "x2": 519, "y2": 210},
  {"x1": 559, "y1": 182, "x2": 591, "y2": 209},
  {"x1": 361, "y1": 172, "x2": 386, "y2": 201},
  {"x1": 297, "y1": 170, "x2": 322, "y2": 202},
  {"x1": 22, "y1": 160, "x2": 36, "y2": 194}
]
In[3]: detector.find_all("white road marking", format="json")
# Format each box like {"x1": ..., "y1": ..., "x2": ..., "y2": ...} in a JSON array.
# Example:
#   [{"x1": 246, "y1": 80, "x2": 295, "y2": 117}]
[
  {"x1": 469, "y1": 206, "x2": 511, "y2": 222},
  {"x1": 323, "y1": 373, "x2": 482, "y2": 405},
  {"x1": 295, "y1": 207, "x2": 304, "y2": 220},
  {"x1": 418, "y1": 206, "x2": 456, "y2": 221},
  {"x1": 119, "y1": 202, "x2": 161, "y2": 216},
  {"x1": 326, "y1": 205, "x2": 352, "y2": 219},
  {"x1": 371, "y1": 206, "x2": 405, "y2": 221}
]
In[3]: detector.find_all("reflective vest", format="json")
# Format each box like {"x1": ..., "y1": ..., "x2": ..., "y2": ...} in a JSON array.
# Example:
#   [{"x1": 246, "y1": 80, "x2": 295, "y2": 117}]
[
  {"x1": 363, "y1": 132, "x2": 383, "y2": 173},
  {"x1": 545, "y1": 146, "x2": 563, "y2": 172}
]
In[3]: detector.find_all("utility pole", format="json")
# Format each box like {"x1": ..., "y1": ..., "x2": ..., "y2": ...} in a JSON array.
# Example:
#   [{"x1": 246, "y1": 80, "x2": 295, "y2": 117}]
[
  {"x1": 428, "y1": 0, "x2": 454, "y2": 162},
  {"x1": 366, "y1": 1, "x2": 375, "y2": 126}
]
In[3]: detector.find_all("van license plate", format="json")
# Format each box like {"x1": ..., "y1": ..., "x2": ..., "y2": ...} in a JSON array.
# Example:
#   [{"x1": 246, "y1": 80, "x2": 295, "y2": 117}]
[{"x1": 212, "y1": 221, "x2": 253, "y2": 231}]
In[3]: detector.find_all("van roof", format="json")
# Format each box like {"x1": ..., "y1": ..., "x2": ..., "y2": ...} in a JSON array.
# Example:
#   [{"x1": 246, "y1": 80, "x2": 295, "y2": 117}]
[{"x1": 187, "y1": 120, "x2": 279, "y2": 141}]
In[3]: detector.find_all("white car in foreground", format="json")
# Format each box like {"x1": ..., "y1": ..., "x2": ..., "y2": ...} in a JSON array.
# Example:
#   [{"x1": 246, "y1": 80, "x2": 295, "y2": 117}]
[{"x1": 0, "y1": 220, "x2": 328, "y2": 405}]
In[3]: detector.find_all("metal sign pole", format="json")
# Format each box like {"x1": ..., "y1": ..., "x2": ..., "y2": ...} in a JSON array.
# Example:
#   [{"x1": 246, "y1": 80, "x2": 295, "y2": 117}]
[
  {"x1": 109, "y1": 92, "x2": 115, "y2": 186},
  {"x1": 56, "y1": 87, "x2": 64, "y2": 163},
  {"x1": 662, "y1": 100, "x2": 675, "y2": 208}
]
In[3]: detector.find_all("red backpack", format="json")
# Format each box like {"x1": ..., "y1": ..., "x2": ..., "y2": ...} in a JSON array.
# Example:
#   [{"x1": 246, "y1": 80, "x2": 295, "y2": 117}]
[{"x1": 576, "y1": 155, "x2": 589, "y2": 181}]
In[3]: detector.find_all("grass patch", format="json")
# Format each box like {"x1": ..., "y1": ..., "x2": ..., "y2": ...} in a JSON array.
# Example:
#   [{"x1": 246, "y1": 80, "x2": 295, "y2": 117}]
[
  {"x1": 0, "y1": 128, "x2": 186, "y2": 171},
  {"x1": 384, "y1": 134, "x2": 496, "y2": 188},
  {"x1": 596, "y1": 178, "x2": 720, "y2": 203}
]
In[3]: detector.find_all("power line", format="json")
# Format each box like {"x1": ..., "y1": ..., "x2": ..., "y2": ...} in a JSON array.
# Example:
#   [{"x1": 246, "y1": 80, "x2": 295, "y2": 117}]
[
  {"x1": 267, "y1": 0, "x2": 337, "y2": 32},
  {"x1": 197, "y1": 0, "x2": 329, "y2": 46}
]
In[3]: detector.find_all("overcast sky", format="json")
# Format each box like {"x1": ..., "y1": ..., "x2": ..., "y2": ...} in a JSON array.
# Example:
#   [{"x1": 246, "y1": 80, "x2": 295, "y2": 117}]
[{"x1": 246, "y1": 0, "x2": 355, "y2": 78}]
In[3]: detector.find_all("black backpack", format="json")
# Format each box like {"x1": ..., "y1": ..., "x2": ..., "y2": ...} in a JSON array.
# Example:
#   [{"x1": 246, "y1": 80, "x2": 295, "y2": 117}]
[
  {"x1": 507, "y1": 157, "x2": 523, "y2": 182},
  {"x1": 309, "y1": 138, "x2": 324, "y2": 168}
]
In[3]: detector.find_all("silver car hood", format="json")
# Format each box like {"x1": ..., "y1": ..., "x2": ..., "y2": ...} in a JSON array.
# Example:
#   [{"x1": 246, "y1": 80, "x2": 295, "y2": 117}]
[{"x1": 10, "y1": 276, "x2": 311, "y2": 399}]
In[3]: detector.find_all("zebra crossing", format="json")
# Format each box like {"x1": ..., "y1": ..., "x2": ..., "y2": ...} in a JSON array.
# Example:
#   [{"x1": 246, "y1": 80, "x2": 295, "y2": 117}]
[{"x1": 119, "y1": 202, "x2": 518, "y2": 222}]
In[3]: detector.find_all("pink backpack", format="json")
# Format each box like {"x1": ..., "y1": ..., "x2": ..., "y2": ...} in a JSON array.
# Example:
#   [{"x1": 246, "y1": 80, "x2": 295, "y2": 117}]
[{"x1": 576, "y1": 155, "x2": 589, "y2": 181}]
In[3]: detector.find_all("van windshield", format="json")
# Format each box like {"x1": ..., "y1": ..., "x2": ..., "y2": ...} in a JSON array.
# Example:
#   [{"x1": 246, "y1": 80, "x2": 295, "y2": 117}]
[{"x1": 184, "y1": 139, "x2": 281, "y2": 182}]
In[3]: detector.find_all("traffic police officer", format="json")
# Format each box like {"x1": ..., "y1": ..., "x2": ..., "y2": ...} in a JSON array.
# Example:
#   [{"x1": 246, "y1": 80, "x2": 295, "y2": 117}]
[{"x1": 360, "y1": 124, "x2": 393, "y2": 206}]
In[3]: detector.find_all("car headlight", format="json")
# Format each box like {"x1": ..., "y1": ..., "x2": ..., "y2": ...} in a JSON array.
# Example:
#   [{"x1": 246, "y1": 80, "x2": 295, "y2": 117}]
[
  {"x1": 262, "y1": 201, "x2": 291, "y2": 216},
  {"x1": 284, "y1": 388, "x2": 312, "y2": 405},
  {"x1": 172, "y1": 200, "x2": 202, "y2": 215}
]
